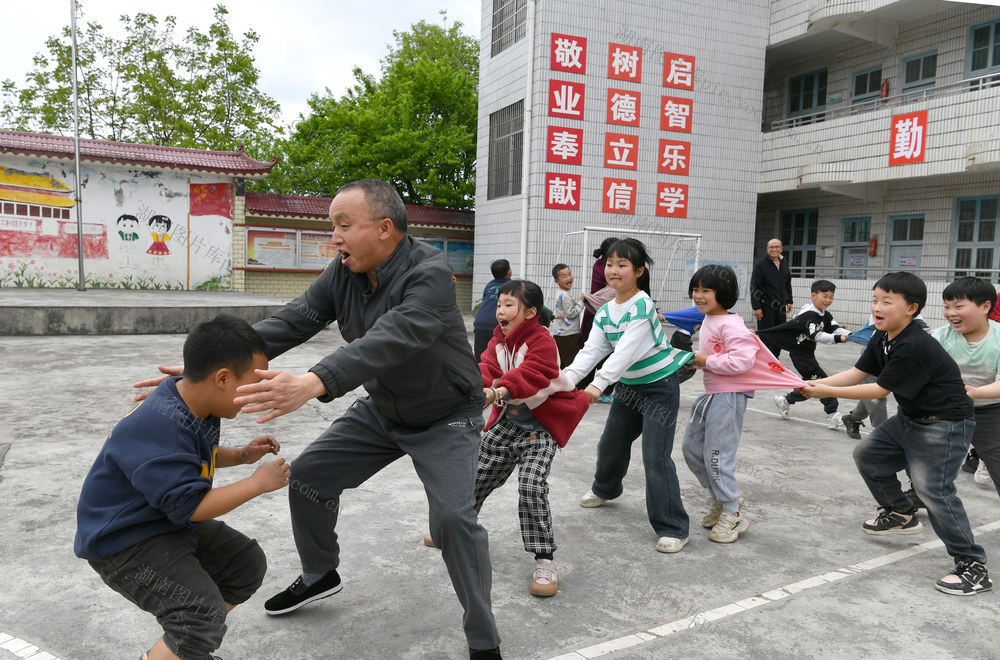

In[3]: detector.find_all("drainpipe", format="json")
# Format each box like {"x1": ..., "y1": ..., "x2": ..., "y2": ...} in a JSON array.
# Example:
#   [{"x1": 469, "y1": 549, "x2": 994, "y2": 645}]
[{"x1": 518, "y1": 0, "x2": 537, "y2": 278}]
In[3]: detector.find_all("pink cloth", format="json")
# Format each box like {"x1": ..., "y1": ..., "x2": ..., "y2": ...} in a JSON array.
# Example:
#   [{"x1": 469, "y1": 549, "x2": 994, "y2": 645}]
[{"x1": 698, "y1": 313, "x2": 806, "y2": 393}]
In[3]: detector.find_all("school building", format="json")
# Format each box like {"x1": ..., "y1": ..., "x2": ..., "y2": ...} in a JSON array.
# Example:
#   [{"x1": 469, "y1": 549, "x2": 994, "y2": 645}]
[{"x1": 475, "y1": 0, "x2": 1000, "y2": 326}]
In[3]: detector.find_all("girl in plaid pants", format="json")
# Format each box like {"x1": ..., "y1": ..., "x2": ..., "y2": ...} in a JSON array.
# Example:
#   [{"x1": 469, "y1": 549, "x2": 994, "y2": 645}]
[{"x1": 474, "y1": 280, "x2": 589, "y2": 597}]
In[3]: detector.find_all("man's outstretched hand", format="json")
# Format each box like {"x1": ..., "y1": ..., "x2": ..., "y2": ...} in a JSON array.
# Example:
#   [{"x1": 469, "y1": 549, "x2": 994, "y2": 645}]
[
  {"x1": 132, "y1": 365, "x2": 183, "y2": 401},
  {"x1": 235, "y1": 370, "x2": 327, "y2": 423}
]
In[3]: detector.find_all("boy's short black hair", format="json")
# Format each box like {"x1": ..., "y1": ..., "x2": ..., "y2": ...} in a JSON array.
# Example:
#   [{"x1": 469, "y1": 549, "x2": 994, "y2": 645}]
[
  {"x1": 811, "y1": 280, "x2": 836, "y2": 293},
  {"x1": 942, "y1": 276, "x2": 996, "y2": 313},
  {"x1": 551, "y1": 263, "x2": 570, "y2": 279},
  {"x1": 491, "y1": 259, "x2": 511, "y2": 279},
  {"x1": 874, "y1": 272, "x2": 927, "y2": 314},
  {"x1": 182, "y1": 314, "x2": 267, "y2": 383},
  {"x1": 688, "y1": 264, "x2": 739, "y2": 309},
  {"x1": 116, "y1": 214, "x2": 137, "y2": 225}
]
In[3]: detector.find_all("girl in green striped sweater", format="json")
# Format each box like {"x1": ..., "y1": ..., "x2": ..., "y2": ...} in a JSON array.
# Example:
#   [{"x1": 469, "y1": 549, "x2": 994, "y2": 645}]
[{"x1": 563, "y1": 238, "x2": 695, "y2": 554}]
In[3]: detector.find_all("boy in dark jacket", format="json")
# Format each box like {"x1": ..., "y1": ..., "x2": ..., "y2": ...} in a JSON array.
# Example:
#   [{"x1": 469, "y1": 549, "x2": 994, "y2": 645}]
[{"x1": 78, "y1": 315, "x2": 290, "y2": 660}]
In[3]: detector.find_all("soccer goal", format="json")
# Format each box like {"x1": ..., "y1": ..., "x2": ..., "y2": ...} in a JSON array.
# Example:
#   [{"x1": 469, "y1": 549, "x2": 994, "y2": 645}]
[{"x1": 552, "y1": 226, "x2": 702, "y2": 312}]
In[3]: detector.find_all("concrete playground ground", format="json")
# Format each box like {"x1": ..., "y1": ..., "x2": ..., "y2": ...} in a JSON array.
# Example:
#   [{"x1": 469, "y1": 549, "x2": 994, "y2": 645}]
[{"x1": 2, "y1": 318, "x2": 999, "y2": 659}]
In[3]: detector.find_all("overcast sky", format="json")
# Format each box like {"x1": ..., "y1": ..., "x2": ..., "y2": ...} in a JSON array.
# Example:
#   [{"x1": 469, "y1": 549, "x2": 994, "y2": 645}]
[{"x1": 0, "y1": 1, "x2": 482, "y2": 128}]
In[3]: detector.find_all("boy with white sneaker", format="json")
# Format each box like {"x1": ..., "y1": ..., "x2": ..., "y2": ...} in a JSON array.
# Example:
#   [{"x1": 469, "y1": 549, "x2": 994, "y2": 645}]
[
  {"x1": 933, "y1": 276, "x2": 1000, "y2": 499},
  {"x1": 802, "y1": 272, "x2": 990, "y2": 596},
  {"x1": 767, "y1": 280, "x2": 851, "y2": 428}
]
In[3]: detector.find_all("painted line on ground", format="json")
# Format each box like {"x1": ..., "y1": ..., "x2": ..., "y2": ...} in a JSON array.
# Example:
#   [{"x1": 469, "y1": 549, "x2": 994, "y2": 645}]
[
  {"x1": 0, "y1": 633, "x2": 60, "y2": 660},
  {"x1": 548, "y1": 520, "x2": 1000, "y2": 659}
]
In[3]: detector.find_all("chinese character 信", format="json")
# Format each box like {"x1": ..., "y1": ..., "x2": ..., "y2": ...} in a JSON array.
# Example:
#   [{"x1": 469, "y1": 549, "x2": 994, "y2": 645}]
[
  {"x1": 606, "y1": 182, "x2": 634, "y2": 210},
  {"x1": 548, "y1": 177, "x2": 578, "y2": 206},
  {"x1": 550, "y1": 131, "x2": 581, "y2": 161},
  {"x1": 554, "y1": 38, "x2": 584, "y2": 70},
  {"x1": 610, "y1": 93, "x2": 638, "y2": 123}
]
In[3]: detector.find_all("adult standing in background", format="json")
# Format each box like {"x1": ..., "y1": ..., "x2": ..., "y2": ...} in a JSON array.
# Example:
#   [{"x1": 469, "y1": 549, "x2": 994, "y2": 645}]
[
  {"x1": 750, "y1": 238, "x2": 793, "y2": 358},
  {"x1": 581, "y1": 237, "x2": 618, "y2": 341}
]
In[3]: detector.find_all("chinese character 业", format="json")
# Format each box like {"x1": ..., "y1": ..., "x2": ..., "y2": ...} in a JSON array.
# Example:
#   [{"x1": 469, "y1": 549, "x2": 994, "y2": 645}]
[{"x1": 552, "y1": 85, "x2": 583, "y2": 117}]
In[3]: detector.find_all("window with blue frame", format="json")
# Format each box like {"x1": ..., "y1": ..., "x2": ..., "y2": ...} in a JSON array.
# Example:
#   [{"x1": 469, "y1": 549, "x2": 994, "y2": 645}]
[
  {"x1": 788, "y1": 69, "x2": 827, "y2": 123},
  {"x1": 955, "y1": 196, "x2": 999, "y2": 281},
  {"x1": 779, "y1": 209, "x2": 817, "y2": 278},
  {"x1": 852, "y1": 68, "x2": 882, "y2": 103},
  {"x1": 970, "y1": 19, "x2": 1000, "y2": 88},
  {"x1": 903, "y1": 52, "x2": 937, "y2": 93}
]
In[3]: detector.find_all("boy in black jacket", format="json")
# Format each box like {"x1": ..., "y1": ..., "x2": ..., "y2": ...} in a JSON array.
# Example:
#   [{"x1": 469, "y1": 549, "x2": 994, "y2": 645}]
[{"x1": 802, "y1": 272, "x2": 989, "y2": 596}]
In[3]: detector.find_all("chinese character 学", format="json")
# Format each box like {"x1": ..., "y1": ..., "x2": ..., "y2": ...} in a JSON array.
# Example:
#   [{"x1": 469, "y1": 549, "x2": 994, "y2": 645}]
[
  {"x1": 554, "y1": 38, "x2": 584, "y2": 70},
  {"x1": 659, "y1": 186, "x2": 686, "y2": 213}
]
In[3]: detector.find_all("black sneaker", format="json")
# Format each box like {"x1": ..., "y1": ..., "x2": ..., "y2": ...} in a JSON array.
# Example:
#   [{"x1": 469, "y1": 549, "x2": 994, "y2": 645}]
[
  {"x1": 470, "y1": 648, "x2": 503, "y2": 660},
  {"x1": 264, "y1": 570, "x2": 343, "y2": 615},
  {"x1": 962, "y1": 449, "x2": 979, "y2": 473},
  {"x1": 935, "y1": 561, "x2": 992, "y2": 596},
  {"x1": 903, "y1": 487, "x2": 926, "y2": 510},
  {"x1": 862, "y1": 509, "x2": 923, "y2": 535},
  {"x1": 841, "y1": 414, "x2": 863, "y2": 440}
]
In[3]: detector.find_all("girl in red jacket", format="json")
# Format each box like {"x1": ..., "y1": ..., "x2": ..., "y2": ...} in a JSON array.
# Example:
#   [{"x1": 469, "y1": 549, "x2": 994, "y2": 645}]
[{"x1": 477, "y1": 279, "x2": 589, "y2": 597}]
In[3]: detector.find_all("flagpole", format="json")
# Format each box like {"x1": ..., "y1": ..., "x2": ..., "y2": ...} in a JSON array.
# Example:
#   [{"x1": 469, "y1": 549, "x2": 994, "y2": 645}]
[{"x1": 70, "y1": 0, "x2": 86, "y2": 291}]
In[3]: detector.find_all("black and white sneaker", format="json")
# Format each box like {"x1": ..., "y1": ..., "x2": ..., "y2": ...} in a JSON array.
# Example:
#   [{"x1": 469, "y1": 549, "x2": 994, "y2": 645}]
[
  {"x1": 862, "y1": 508, "x2": 923, "y2": 535},
  {"x1": 841, "y1": 414, "x2": 863, "y2": 440},
  {"x1": 935, "y1": 561, "x2": 992, "y2": 596},
  {"x1": 264, "y1": 570, "x2": 343, "y2": 615}
]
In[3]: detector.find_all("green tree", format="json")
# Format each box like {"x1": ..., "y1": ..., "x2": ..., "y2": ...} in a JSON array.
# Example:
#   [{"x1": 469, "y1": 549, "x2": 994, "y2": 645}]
[
  {"x1": 261, "y1": 14, "x2": 478, "y2": 209},
  {"x1": 1, "y1": 4, "x2": 280, "y2": 156}
]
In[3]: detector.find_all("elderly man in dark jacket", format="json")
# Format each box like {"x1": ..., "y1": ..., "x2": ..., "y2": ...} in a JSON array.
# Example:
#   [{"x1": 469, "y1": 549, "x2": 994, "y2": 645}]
[
  {"x1": 139, "y1": 179, "x2": 502, "y2": 659},
  {"x1": 750, "y1": 237, "x2": 793, "y2": 358}
]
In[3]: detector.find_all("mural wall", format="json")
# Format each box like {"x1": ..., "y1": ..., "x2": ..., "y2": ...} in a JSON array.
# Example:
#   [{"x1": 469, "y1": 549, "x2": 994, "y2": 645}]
[{"x1": 0, "y1": 156, "x2": 233, "y2": 289}]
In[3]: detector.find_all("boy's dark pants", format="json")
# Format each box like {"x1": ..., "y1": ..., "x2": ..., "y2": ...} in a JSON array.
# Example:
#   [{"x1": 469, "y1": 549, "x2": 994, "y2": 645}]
[
  {"x1": 853, "y1": 411, "x2": 986, "y2": 564},
  {"x1": 785, "y1": 349, "x2": 838, "y2": 414},
  {"x1": 553, "y1": 333, "x2": 583, "y2": 369},
  {"x1": 89, "y1": 520, "x2": 266, "y2": 660},
  {"x1": 971, "y1": 402, "x2": 1000, "y2": 497}
]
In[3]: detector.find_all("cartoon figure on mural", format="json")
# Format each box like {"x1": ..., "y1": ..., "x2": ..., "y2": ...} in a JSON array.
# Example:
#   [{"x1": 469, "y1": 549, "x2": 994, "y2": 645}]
[
  {"x1": 145, "y1": 214, "x2": 171, "y2": 270},
  {"x1": 116, "y1": 214, "x2": 140, "y2": 269}
]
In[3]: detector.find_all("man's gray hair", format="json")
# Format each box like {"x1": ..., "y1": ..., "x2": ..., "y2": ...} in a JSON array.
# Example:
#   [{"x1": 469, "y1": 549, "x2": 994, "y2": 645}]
[{"x1": 337, "y1": 179, "x2": 408, "y2": 232}]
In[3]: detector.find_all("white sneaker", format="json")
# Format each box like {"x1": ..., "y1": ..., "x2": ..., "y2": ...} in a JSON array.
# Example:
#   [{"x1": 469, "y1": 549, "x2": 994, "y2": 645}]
[
  {"x1": 709, "y1": 512, "x2": 750, "y2": 543},
  {"x1": 529, "y1": 558, "x2": 558, "y2": 597},
  {"x1": 655, "y1": 536, "x2": 689, "y2": 553},
  {"x1": 827, "y1": 411, "x2": 844, "y2": 429},
  {"x1": 975, "y1": 461, "x2": 992, "y2": 487},
  {"x1": 580, "y1": 491, "x2": 607, "y2": 508},
  {"x1": 774, "y1": 395, "x2": 790, "y2": 420}
]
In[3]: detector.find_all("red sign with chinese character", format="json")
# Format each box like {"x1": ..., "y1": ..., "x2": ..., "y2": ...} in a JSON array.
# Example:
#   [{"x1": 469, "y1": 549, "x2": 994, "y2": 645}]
[
  {"x1": 546, "y1": 126, "x2": 584, "y2": 165},
  {"x1": 663, "y1": 53, "x2": 695, "y2": 90},
  {"x1": 545, "y1": 172, "x2": 582, "y2": 210},
  {"x1": 660, "y1": 95, "x2": 693, "y2": 133},
  {"x1": 657, "y1": 139, "x2": 690, "y2": 176},
  {"x1": 888, "y1": 110, "x2": 928, "y2": 165},
  {"x1": 606, "y1": 88, "x2": 641, "y2": 127},
  {"x1": 655, "y1": 182, "x2": 689, "y2": 218},
  {"x1": 604, "y1": 132, "x2": 639, "y2": 170},
  {"x1": 550, "y1": 33, "x2": 587, "y2": 73},
  {"x1": 548, "y1": 79, "x2": 586, "y2": 120},
  {"x1": 607, "y1": 43, "x2": 642, "y2": 82},
  {"x1": 602, "y1": 177, "x2": 637, "y2": 214}
]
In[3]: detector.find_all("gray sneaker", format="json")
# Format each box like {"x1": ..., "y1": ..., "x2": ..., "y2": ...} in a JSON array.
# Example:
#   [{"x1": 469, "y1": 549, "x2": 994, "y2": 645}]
[
  {"x1": 773, "y1": 394, "x2": 790, "y2": 420},
  {"x1": 709, "y1": 512, "x2": 750, "y2": 543},
  {"x1": 702, "y1": 496, "x2": 744, "y2": 528}
]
